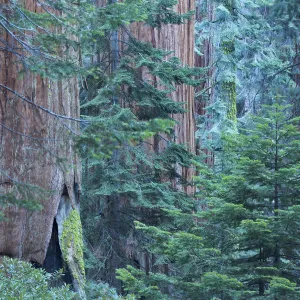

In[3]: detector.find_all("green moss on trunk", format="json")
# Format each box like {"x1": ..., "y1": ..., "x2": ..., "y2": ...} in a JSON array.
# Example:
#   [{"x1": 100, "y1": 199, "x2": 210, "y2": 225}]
[
  {"x1": 223, "y1": 80, "x2": 237, "y2": 122},
  {"x1": 60, "y1": 209, "x2": 85, "y2": 288}
]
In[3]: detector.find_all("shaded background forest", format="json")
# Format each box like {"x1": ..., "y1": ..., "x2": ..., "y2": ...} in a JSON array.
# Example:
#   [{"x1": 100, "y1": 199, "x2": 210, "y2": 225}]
[{"x1": 0, "y1": 0, "x2": 299, "y2": 299}]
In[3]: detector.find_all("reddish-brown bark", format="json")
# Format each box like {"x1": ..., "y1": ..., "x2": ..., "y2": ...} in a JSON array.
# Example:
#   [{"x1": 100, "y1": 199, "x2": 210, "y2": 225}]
[
  {"x1": 129, "y1": 0, "x2": 196, "y2": 193},
  {"x1": 0, "y1": 0, "x2": 83, "y2": 293}
]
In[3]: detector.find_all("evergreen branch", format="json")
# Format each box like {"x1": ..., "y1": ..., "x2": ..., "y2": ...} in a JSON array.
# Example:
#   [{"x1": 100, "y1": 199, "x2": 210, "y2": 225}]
[
  {"x1": 0, "y1": 19, "x2": 56, "y2": 60},
  {"x1": 195, "y1": 84, "x2": 215, "y2": 98},
  {"x1": 0, "y1": 14, "x2": 36, "y2": 32},
  {"x1": 36, "y1": 0, "x2": 65, "y2": 25},
  {"x1": 8, "y1": 0, "x2": 52, "y2": 34},
  {"x1": 121, "y1": 24, "x2": 136, "y2": 40},
  {"x1": 270, "y1": 62, "x2": 300, "y2": 79},
  {"x1": 0, "y1": 19, "x2": 37, "y2": 55},
  {"x1": 158, "y1": 134, "x2": 171, "y2": 144},
  {"x1": 0, "y1": 44, "x2": 25, "y2": 61},
  {"x1": 0, "y1": 169, "x2": 39, "y2": 187}
]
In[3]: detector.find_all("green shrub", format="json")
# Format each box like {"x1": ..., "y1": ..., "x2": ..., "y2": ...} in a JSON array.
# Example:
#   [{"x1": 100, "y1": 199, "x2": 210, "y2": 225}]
[{"x1": 0, "y1": 257, "x2": 75, "y2": 300}]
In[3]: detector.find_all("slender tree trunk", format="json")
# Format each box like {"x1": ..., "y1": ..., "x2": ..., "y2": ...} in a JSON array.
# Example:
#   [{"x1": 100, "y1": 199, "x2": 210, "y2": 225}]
[
  {"x1": 274, "y1": 106, "x2": 280, "y2": 265},
  {"x1": 259, "y1": 246, "x2": 265, "y2": 295}
]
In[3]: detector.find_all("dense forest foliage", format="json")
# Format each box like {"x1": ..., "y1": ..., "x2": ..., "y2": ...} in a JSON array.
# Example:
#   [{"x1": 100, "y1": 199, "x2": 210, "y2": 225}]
[{"x1": 0, "y1": 0, "x2": 299, "y2": 299}]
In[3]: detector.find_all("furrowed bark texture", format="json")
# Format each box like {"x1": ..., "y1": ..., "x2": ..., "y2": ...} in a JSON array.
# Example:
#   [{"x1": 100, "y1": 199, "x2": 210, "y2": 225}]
[
  {"x1": 129, "y1": 0, "x2": 196, "y2": 193},
  {"x1": 0, "y1": 0, "x2": 84, "y2": 295}
]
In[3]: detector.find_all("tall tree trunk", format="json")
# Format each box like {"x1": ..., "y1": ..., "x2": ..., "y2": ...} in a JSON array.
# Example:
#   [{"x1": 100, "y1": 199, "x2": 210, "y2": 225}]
[
  {"x1": 0, "y1": 0, "x2": 85, "y2": 296},
  {"x1": 129, "y1": 0, "x2": 196, "y2": 193}
]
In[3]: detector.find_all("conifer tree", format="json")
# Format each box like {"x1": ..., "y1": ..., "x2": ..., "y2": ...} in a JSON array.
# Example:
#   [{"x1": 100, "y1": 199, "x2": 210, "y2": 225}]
[
  {"x1": 117, "y1": 102, "x2": 300, "y2": 299},
  {"x1": 78, "y1": 0, "x2": 201, "y2": 289},
  {"x1": 202, "y1": 103, "x2": 300, "y2": 298}
]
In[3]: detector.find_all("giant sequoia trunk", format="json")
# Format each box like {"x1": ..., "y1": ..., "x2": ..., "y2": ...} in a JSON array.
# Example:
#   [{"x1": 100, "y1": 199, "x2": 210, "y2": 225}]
[
  {"x1": 129, "y1": 0, "x2": 196, "y2": 194},
  {"x1": 0, "y1": 0, "x2": 84, "y2": 296}
]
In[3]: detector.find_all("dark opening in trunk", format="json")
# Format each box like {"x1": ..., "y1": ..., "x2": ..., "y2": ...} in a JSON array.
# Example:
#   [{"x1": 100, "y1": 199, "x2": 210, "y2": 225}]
[{"x1": 43, "y1": 219, "x2": 72, "y2": 285}]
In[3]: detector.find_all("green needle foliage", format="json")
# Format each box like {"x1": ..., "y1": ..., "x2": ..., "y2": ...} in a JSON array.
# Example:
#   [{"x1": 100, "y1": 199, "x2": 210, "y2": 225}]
[
  {"x1": 196, "y1": 0, "x2": 300, "y2": 165},
  {"x1": 203, "y1": 103, "x2": 300, "y2": 298},
  {"x1": 117, "y1": 103, "x2": 300, "y2": 299}
]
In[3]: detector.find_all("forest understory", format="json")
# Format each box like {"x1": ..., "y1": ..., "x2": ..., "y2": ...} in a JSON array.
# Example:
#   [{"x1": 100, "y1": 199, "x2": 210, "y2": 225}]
[{"x1": 0, "y1": 0, "x2": 299, "y2": 299}]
